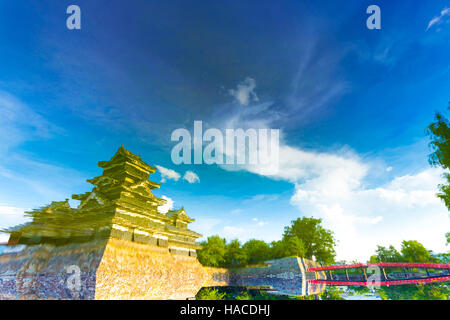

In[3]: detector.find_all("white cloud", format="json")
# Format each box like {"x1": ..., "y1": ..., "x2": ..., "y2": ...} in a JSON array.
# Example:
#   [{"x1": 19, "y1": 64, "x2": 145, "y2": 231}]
[
  {"x1": 191, "y1": 218, "x2": 223, "y2": 241},
  {"x1": 228, "y1": 77, "x2": 259, "y2": 106},
  {"x1": 222, "y1": 225, "x2": 246, "y2": 238},
  {"x1": 157, "y1": 195, "x2": 174, "y2": 214},
  {"x1": 290, "y1": 163, "x2": 450, "y2": 261},
  {"x1": 258, "y1": 222, "x2": 267, "y2": 227},
  {"x1": 217, "y1": 131, "x2": 449, "y2": 261},
  {"x1": 0, "y1": 233, "x2": 9, "y2": 243},
  {"x1": 386, "y1": 166, "x2": 392, "y2": 172},
  {"x1": 245, "y1": 194, "x2": 279, "y2": 203},
  {"x1": 238, "y1": 143, "x2": 368, "y2": 186},
  {"x1": 427, "y1": 7, "x2": 450, "y2": 31},
  {"x1": 252, "y1": 218, "x2": 268, "y2": 227},
  {"x1": 183, "y1": 170, "x2": 200, "y2": 183},
  {"x1": 0, "y1": 205, "x2": 30, "y2": 235},
  {"x1": 0, "y1": 206, "x2": 27, "y2": 216},
  {"x1": 156, "y1": 165, "x2": 180, "y2": 182},
  {"x1": 135, "y1": 165, "x2": 200, "y2": 184},
  {"x1": 285, "y1": 43, "x2": 349, "y2": 124}
]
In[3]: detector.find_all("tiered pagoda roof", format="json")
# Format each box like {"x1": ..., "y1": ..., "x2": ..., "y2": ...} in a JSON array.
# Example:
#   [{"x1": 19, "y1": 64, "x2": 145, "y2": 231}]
[{"x1": 5, "y1": 146, "x2": 202, "y2": 255}]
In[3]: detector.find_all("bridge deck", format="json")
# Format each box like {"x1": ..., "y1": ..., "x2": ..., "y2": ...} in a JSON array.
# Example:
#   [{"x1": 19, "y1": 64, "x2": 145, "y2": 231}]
[
  {"x1": 307, "y1": 263, "x2": 450, "y2": 286},
  {"x1": 310, "y1": 276, "x2": 450, "y2": 286},
  {"x1": 307, "y1": 262, "x2": 450, "y2": 271}
]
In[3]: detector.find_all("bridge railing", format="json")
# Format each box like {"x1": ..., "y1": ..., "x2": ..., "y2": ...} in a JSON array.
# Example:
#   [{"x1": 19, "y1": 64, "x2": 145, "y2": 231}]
[
  {"x1": 310, "y1": 276, "x2": 450, "y2": 286},
  {"x1": 307, "y1": 262, "x2": 450, "y2": 272}
]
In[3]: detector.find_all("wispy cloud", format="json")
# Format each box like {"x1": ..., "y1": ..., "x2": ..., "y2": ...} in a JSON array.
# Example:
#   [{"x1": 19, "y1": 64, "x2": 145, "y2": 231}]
[
  {"x1": 0, "y1": 233, "x2": 9, "y2": 243},
  {"x1": 427, "y1": 7, "x2": 450, "y2": 31},
  {"x1": 228, "y1": 77, "x2": 259, "y2": 106},
  {"x1": 0, "y1": 91, "x2": 60, "y2": 151},
  {"x1": 156, "y1": 165, "x2": 181, "y2": 182},
  {"x1": 0, "y1": 154, "x2": 84, "y2": 203},
  {"x1": 155, "y1": 165, "x2": 200, "y2": 184},
  {"x1": 252, "y1": 217, "x2": 268, "y2": 227},
  {"x1": 0, "y1": 91, "x2": 81, "y2": 209},
  {"x1": 183, "y1": 170, "x2": 200, "y2": 184},
  {"x1": 191, "y1": 218, "x2": 223, "y2": 240},
  {"x1": 0, "y1": 205, "x2": 30, "y2": 238},
  {"x1": 285, "y1": 42, "x2": 349, "y2": 125},
  {"x1": 222, "y1": 225, "x2": 246, "y2": 238},
  {"x1": 213, "y1": 42, "x2": 349, "y2": 134},
  {"x1": 244, "y1": 194, "x2": 279, "y2": 204},
  {"x1": 0, "y1": 206, "x2": 27, "y2": 216}
]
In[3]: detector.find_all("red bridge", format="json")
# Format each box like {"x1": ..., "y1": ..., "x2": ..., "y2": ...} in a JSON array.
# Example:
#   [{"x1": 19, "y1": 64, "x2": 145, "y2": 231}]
[{"x1": 308, "y1": 262, "x2": 450, "y2": 286}]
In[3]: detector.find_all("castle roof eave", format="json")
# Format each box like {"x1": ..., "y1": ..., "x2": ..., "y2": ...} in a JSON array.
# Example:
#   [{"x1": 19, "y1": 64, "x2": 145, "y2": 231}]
[
  {"x1": 98, "y1": 146, "x2": 157, "y2": 174},
  {"x1": 167, "y1": 207, "x2": 195, "y2": 222}
]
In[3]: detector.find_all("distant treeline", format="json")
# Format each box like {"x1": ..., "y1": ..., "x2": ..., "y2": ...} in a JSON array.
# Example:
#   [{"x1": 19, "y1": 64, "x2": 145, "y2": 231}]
[{"x1": 197, "y1": 217, "x2": 337, "y2": 268}]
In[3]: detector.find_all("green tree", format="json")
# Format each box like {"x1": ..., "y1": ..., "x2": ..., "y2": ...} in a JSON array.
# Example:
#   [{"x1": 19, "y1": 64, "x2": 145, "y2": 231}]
[
  {"x1": 224, "y1": 239, "x2": 248, "y2": 267},
  {"x1": 413, "y1": 283, "x2": 449, "y2": 300},
  {"x1": 196, "y1": 288, "x2": 226, "y2": 300},
  {"x1": 197, "y1": 236, "x2": 227, "y2": 267},
  {"x1": 426, "y1": 106, "x2": 450, "y2": 209},
  {"x1": 350, "y1": 286, "x2": 370, "y2": 294},
  {"x1": 435, "y1": 252, "x2": 450, "y2": 264},
  {"x1": 282, "y1": 217, "x2": 336, "y2": 265},
  {"x1": 242, "y1": 239, "x2": 271, "y2": 265},
  {"x1": 235, "y1": 291, "x2": 251, "y2": 300},
  {"x1": 270, "y1": 240, "x2": 286, "y2": 259},
  {"x1": 284, "y1": 236, "x2": 306, "y2": 257},
  {"x1": 379, "y1": 282, "x2": 449, "y2": 300},
  {"x1": 271, "y1": 236, "x2": 306, "y2": 259},
  {"x1": 321, "y1": 287, "x2": 345, "y2": 300},
  {"x1": 400, "y1": 240, "x2": 433, "y2": 263},
  {"x1": 372, "y1": 245, "x2": 402, "y2": 262}
]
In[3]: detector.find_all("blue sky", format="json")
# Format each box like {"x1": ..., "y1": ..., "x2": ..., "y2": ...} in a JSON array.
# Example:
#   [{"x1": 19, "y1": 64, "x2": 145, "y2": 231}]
[{"x1": 0, "y1": 0, "x2": 449, "y2": 261}]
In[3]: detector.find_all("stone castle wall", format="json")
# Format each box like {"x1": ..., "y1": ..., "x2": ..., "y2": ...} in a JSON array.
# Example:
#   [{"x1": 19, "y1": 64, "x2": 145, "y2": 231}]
[
  {"x1": 202, "y1": 258, "x2": 326, "y2": 296},
  {"x1": 0, "y1": 241, "x2": 106, "y2": 299},
  {"x1": 227, "y1": 258, "x2": 305, "y2": 295},
  {"x1": 94, "y1": 238, "x2": 209, "y2": 299},
  {"x1": 0, "y1": 238, "x2": 214, "y2": 300}
]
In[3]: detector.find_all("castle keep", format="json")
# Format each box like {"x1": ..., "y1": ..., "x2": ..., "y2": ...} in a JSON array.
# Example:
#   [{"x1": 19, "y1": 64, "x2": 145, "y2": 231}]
[{"x1": 8, "y1": 146, "x2": 201, "y2": 256}]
